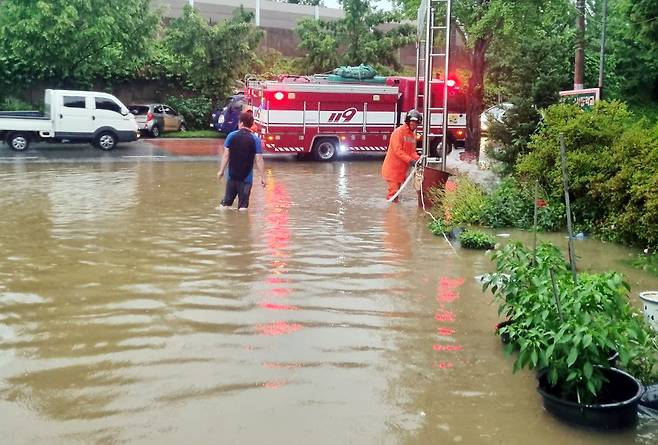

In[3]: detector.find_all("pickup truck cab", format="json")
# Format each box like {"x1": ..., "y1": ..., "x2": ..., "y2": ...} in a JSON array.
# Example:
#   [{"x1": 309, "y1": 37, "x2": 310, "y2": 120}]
[{"x1": 0, "y1": 89, "x2": 139, "y2": 151}]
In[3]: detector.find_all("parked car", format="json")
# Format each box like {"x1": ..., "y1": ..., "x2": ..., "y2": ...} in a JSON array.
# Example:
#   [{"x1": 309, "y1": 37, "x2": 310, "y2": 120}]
[
  {"x1": 128, "y1": 103, "x2": 186, "y2": 137},
  {"x1": 210, "y1": 93, "x2": 246, "y2": 134},
  {"x1": 481, "y1": 102, "x2": 513, "y2": 134},
  {"x1": 0, "y1": 89, "x2": 138, "y2": 151}
]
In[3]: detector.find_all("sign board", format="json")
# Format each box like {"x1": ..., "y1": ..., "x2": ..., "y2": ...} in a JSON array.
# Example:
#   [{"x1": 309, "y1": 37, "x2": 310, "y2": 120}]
[{"x1": 559, "y1": 88, "x2": 600, "y2": 109}]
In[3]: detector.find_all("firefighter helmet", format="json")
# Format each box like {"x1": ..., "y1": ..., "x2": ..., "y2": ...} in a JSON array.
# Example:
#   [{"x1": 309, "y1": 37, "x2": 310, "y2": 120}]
[{"x1": 405, "y1": 109, "x2": 423, "y2": 124}]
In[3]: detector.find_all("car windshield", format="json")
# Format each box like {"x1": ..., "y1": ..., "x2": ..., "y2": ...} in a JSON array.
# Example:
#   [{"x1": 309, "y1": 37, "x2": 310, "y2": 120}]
[{"x1": 128, "y1": 105, "x2": 150, "y2": 115}]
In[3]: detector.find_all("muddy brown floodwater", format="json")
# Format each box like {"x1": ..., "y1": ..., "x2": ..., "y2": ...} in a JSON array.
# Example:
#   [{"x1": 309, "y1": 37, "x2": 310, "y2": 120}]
[{"x1": 0, "y1": 158, "x2": 656, "y2": 444}]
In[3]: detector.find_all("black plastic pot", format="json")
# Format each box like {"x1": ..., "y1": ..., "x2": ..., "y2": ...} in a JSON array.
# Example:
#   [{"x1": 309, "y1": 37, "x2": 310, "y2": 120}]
[{"x1": 537, "y1": 367, "x2": 644, "y2": 430}]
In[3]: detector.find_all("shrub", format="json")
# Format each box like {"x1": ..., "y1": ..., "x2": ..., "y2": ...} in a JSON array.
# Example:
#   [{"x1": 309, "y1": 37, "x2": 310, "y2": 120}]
[
  {"x1": 484, "y1": 242, "x2": 658, "y2": 402},
  {"x1": 517, "y1": 101, "x2": 658, "y2": 248},
  {"x1": 427, "y1": 176, "x2": 487, "y2": 226},
  {"x1": 481, "y1": 178, "x2": 564, "y2": 231},
  {"x1": 428, "y1": 218, "x2": 452, "y2": 237},
  {"x1": 164, "y1": 95, "x2": 213, "y2": 130},
  {"x1": 458, "y1": 230, "x2": 496, "y2": 250}
]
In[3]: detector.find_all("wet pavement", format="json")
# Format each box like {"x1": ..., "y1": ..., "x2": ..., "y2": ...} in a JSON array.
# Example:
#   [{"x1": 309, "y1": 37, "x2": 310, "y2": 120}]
[{"x1": 0, "y1": 139, "x2": 657, "y2": 444}]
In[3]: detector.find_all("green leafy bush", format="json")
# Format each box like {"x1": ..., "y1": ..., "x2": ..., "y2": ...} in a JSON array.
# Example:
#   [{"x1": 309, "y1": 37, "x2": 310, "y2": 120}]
[
  {"x1": 427, "y1": 176, "x2": 487, "y2": 226},
  {"x1": 481, "y1": 178, "x2": 564, "y2": 231},
  {"x1": 516, "y1": 100, "x2": 658, "y2": 248},
  {"x1": 458, "y1": 230, "x2": 496, "y2": 250},
  {"x1": 484, "y1": 242, "x2": 658, "y2": 402},
  {"x1": 428, "y1": 218, "x2": 452, "y2": 237},
  {"x1": 165, "y1": 95, "x2": 212, "y2": 130}
]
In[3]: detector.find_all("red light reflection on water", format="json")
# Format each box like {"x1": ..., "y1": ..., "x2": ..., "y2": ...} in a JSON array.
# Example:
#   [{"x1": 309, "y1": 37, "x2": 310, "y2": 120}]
[
  {"x1": 263, "y1": 379, "x2": 288, "y2": 389},
  {"x1": 433, "y1": 361, "x2": 454, "y2": 369},
  {"x1": 437, "y1": 327, "x2": 456, "y2": 336},
  {"x1": 433, "y1": 276, "x2": 465, "y2": 369},
  {"x1": 432, "y1": 344, "x2": 464, "y2": 352},
  {"x1": 434, "y1": 310, "x2": 455, "y2": 322},
  {"x1": 259, "y1": 300, "x2": 299, "y2": 311},
  {"x1": 436, "y1": 291, "x2": 459, "y2": 303},
  {"x1": 256, "y1": 321, "x2": 303, "y2": 336}
]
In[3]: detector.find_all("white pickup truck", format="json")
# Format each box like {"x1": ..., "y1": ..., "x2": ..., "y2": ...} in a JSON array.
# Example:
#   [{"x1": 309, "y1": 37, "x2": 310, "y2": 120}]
[{"x1": 0, "y1": 89, "x2": 139, "y2": 151}]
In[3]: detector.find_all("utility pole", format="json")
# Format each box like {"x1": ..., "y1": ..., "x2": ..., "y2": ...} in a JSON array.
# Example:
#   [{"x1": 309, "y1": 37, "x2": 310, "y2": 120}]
[
  {"x1": 598, "y1": 0, "x2": 608, "y2": 96},
  {"x1": 574, "y1": 0, "x2": 585, "y2": 89}
]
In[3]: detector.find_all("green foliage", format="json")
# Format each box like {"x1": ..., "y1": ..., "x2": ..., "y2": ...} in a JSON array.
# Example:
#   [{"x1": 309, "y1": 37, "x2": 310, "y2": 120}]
[
  {"x1": 481, "y1": 178, "x2": 565, "y2": 231},
  {"x1": 486, "y1": 2, "x2": 574, "y2": 108},
  {"x1": 164, "y1": 95, "x2": 212, "y2": 131},
  {"x1": 631, "y1": 251, "x2": 658, "y2": 276},
  {"x1": 0, "y1": 97, "x2": 34, "y2": 111},
  {"x1": 517, "y1": 101, "x2": 658, "y2": 247},
  {"x1": 486, "y1": 100, "x2": 542, "y2": 175},
  {"x1": 429, "y1": 176, "x2": 487, "y2": 226},
  {"x1": 428, "y1": 218, "x2": 452, "y2": 237},
  {"x1": 0, "y1": 0, "x2": 160, "y2": 92},
  {"x1": 161, "y1": 6, "x2": 262, "y2": 104},
  {"x1": 250, "y1": 48, "x2": 305, "y2": 78},
  {"x1": 296, "y1": 0, "x2": 414, "y2": 73},
  {"x1": 458, "y1": 230, "x2": 496, "y2": 250},
  {"x1": 162, "y1": 130, "x2": 222, "y2": 139},
  {"x1": 484, "y1": 242, "x2": 658, "y2": 402}
]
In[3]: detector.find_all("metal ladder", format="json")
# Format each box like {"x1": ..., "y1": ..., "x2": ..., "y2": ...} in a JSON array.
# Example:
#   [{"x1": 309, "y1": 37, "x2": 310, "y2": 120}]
[{"x1": 414, "y1": 0, "x2": 452, "y2": 170}]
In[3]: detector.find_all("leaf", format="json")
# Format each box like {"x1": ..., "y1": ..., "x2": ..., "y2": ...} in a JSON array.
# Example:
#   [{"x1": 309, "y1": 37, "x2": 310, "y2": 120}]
[
  {"x1": 567, "y1": 347, "x2": 578, "y2": 367},
  {"x1": 582, "y1": 334, "x2": 592, "y2": 348},
  {"x1": 583, "y1": 361, "x2": 593, "y2": 379}
]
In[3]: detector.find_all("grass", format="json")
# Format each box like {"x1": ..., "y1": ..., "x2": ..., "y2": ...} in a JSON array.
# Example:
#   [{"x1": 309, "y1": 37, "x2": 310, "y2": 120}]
[{"x1": 162, "y1": 130, "x2": 224, "y2": 139}]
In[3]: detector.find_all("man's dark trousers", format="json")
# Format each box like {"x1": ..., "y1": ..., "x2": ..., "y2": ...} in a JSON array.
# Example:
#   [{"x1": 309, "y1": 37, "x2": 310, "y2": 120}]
[{"x1": 221, "y1": 179, "x2": 253, "y2": 209}]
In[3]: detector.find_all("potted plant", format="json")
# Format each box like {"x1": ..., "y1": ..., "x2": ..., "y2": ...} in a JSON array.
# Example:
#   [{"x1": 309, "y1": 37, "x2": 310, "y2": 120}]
[{"x1": 483, "y1": 242, "x2": 658, "y2": 429}]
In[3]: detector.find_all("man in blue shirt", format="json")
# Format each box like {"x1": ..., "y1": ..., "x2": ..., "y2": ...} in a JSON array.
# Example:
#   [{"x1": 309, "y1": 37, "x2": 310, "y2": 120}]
[{"x1": 217, "y1": 112, "x2": 265, "y2": 210}]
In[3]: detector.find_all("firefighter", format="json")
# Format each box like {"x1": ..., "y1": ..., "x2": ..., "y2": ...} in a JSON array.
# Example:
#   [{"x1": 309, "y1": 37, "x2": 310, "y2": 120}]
[{"x1": 381, "y1": 109, "x2": 422, "y2": 202}]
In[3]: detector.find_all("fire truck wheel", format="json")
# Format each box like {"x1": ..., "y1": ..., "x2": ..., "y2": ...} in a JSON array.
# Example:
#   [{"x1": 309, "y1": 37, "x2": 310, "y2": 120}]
[
  {"x1": 312, "y1": 138, "x2": 338, "y2": 161},
  {"x1": 429, "y1": 137, "x2": 454, "y2": 158}
]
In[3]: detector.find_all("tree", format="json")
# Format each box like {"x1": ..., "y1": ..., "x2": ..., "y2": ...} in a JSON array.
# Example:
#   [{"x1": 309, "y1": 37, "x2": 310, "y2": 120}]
[
  {"x1": 160, "y1": 5, "x2": 263, "y2": 105},
  {"x1": 603, "y1": 0, "x2": 658, "y2": 101},
  {"x1": 0, "y1": 0, "x2": 160, "y2": 94},
  {"x1": 296, "y1": 0, "x2": 415, "y2": 74},
  {"x1": 396, "y1": 0, "x2": 572, "y2": 152}
]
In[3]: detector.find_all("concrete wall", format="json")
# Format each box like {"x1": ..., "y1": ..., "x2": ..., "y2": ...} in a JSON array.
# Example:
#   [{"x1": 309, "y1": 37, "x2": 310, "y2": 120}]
[{"x1": 153, "y1": 0, "x2": 343, "y2": 29}]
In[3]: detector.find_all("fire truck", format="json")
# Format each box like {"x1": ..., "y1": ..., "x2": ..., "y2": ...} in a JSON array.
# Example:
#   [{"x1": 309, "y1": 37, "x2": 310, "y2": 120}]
[{"x1": 243, "y1": 74, "x2": 467, "y2": 161}]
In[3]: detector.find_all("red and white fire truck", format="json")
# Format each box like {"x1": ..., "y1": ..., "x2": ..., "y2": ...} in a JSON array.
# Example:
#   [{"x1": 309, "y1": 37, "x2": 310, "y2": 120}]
[{"x1": 244, "y1": 74, "x2": 467, "y2": 161}]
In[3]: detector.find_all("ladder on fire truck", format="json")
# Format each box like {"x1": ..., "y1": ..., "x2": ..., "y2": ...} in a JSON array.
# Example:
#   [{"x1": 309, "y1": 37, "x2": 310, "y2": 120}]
[{"x1": 415, "y1": 0, "x2": 452, "y2": 170}]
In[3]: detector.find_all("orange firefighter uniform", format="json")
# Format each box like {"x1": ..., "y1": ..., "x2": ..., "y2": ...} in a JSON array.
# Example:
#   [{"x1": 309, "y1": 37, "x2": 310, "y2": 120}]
[{"x1": 381, "y1": 124, "x2": 420, "y2": 200}]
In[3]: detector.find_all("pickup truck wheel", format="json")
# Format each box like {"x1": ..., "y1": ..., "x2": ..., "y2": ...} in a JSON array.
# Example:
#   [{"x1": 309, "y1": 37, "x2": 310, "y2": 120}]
[
  {"x1": 151, "y1": 125, "x2": 161, "y2": 138},
  {"x1": 7, "y1": 133, "x2": 30, "y2": 151},
  {"x1": 95, "y1": 131, "x2": 117, "y2": 151},
  {"x1": 312, "y1": 138, "x2": 337, "y2": 161},
  {"x1": 179, "y1": 123, "x2": 187, "y2": 132}
]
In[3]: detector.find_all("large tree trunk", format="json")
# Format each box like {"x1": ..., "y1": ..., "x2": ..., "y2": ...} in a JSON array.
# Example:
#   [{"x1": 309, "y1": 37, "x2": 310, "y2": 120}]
[{"x1": 465, "y1": 37, "x2": 489, "y2": 155}]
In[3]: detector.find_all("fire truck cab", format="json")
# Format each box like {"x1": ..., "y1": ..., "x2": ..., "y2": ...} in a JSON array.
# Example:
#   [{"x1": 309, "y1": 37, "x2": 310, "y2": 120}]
[{"x1": 244, "y1": 74, "x2": 467, "y2": 161}]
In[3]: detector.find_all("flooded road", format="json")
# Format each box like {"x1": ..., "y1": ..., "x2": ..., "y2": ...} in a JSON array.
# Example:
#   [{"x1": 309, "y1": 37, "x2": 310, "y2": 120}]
[{"x1": 0, "y1": 158, "x2": 656, "y2": 444}]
